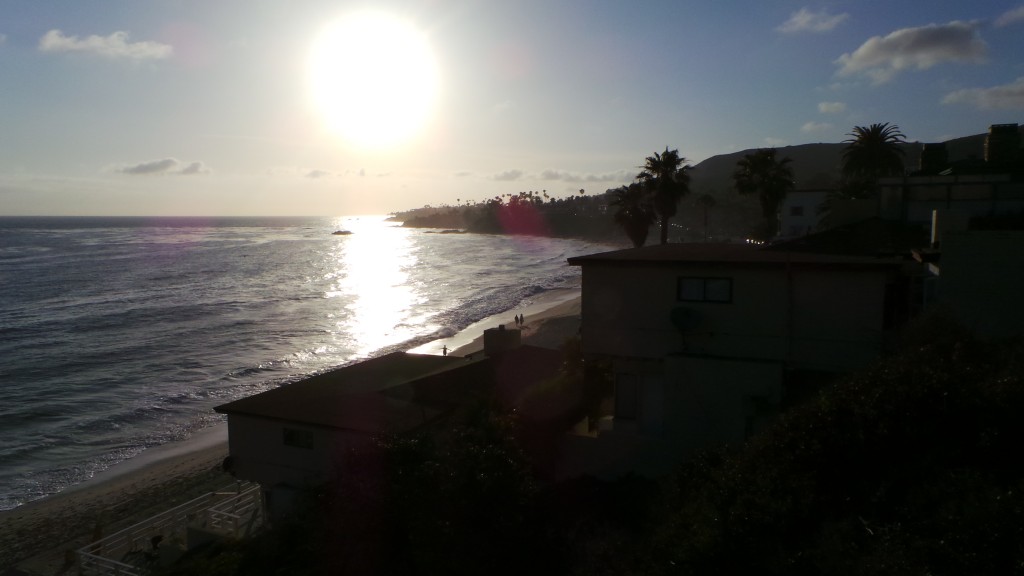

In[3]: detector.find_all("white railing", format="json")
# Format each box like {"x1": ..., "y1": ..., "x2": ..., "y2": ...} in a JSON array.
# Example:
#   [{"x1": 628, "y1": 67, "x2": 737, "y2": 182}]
[{"x1": 77, "y1": 483, "x2": 263, "y2": 576}]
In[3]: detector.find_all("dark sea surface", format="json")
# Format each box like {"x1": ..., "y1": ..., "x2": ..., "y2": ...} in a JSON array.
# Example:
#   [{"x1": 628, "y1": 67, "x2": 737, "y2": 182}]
[{"x1": 0, "y1": 215, "x2": 604, "y2": 510}]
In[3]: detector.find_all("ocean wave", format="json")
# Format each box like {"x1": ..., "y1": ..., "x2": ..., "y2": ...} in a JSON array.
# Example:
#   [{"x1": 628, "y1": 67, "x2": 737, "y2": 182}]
[{"x1": 0, "y1": 216, "x2": 597, "y2": 509}]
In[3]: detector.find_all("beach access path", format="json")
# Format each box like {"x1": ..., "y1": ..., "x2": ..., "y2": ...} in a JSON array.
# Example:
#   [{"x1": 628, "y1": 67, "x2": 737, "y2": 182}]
[{"x1": 0, "y1": 292, "x2": 581, "y2": 575}]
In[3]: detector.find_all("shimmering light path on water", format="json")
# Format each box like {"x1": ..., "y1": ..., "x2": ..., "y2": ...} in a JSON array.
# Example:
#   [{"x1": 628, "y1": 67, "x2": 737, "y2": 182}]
[{"x1": 0, "y1": 215, "x2": 607, "y2": 509}]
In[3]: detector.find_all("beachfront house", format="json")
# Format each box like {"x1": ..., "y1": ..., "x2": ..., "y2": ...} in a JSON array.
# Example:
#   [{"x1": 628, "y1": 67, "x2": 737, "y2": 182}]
[
  {"x1": 214, "y1": 328, "x2": 561, "y2": 519},
  {"x1": 559, "y1": 243, "x2": 909, "y2": 478}
]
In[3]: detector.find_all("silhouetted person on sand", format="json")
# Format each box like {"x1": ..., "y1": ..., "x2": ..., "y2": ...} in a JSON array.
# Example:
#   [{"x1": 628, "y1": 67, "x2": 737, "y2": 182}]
[{"x1": 442, "y1": 345, "x2": 448, "y2": 356}]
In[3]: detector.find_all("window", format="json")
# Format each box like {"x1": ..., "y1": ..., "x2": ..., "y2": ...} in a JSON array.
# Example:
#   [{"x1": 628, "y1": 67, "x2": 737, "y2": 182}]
[
  {"x1": 678, "y1": 277, "x2": 732, "y2": 303},
  {"x1": 282, "y1": 427, "x2": 314, "y2": 449}
]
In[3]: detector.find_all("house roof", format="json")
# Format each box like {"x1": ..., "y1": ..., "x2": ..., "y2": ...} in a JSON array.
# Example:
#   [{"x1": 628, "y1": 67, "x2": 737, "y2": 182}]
[
  {"x1": 566, "y1": 242, "x2": 905, "y2": 268},
  {"x1": 214, "y1": 346, "x2": 564, "y2": 434},
  {"x1": 765, "y1": 217, "x2": 928, "y2": 257},
  {"x1": 214, "y1": 351, "x2": 478, "y2": 433}
]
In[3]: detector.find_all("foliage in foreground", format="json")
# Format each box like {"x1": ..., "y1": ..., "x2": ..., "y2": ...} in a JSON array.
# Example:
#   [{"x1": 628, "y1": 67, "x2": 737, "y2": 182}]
[
  {"x1": 655, "y1": 319, "x2": 1024, "y2": 575},
  {"x1": 164, "y1": 318, "x2": 1024, "y2": 575}
]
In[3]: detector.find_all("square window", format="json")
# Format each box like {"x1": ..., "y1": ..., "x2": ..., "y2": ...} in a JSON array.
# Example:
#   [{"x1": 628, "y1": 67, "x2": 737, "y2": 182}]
[
  {"x1": 704, "y1": 278, "x2": 732, "y2": 302},
  {"x1": 678, "y1": 278, "x2": 705, "y2": 301},
  {"x1": 283, "y1": 427, "x2": 314, "y2": 449},
  {"x1": 678, "y1": 277, "x2": 732, "y2": 303}
]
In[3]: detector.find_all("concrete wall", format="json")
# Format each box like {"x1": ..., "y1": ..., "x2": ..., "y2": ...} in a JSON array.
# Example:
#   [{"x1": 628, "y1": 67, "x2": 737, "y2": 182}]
[
  {"x1": 936, "y1": 230, "x2": 1024, "y2": 339},
  {"x1": 226, "y1": 415, "x2": 370, "y2": 489},
  {"x1": 557, "y1": 355, "x2": 783, "y2": 480},
  {"x1": 662, "y1": 355, "x2": 783, "y2": 452},
  {"x1": 879, "y1": 174, "x2": 1024, "y2": 224},
  {"x1": 580, "y1": 263, "x2": 890, "y2": 372}
]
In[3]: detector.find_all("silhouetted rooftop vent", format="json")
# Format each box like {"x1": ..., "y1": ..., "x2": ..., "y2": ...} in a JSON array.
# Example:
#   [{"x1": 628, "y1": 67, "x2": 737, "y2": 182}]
[
  {"x1": 985, "y1": 123, "x2": 1021, "y2": 164},
  {"x1": 919, "y1": 142, "x2": 948, "y2": 174},
  {"x1": 483, "y1": 325, "x2": 521, "y2": 357}
]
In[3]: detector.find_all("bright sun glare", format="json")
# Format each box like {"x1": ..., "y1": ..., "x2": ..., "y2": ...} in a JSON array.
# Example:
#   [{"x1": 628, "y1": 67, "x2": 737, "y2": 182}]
[{"x1": 308, "y1": 12, "x2": 439, "y2": 150}]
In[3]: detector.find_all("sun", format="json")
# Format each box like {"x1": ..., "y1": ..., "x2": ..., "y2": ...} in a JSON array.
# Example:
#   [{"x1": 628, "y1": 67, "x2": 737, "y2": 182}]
[{"x1": 307, "y1": 12, "x2": 439, "y2": 150}]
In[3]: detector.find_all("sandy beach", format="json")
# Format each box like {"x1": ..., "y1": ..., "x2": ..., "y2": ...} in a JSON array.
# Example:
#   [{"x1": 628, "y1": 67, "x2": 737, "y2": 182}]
[{"x1": 0, "y1": 292, "x2": 581, "y2": 574}]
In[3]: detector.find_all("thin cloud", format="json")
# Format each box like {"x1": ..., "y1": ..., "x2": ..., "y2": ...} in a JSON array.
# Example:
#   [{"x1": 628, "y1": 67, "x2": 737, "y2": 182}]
[
  {"x1": 180, "y1": 162, "x2": 208, "y2": 175},
  {"x1": 818, "y1": 101, "x2": 847, "y2": 114},
  {"x1": 777, "y1": 8, "x2": 849, "y2": 33},
  {"x1": 994, "y1": 6, "x2": 1024, "y2": 27},
  {"x1": 942, "y1": 77, "x2": 1024, "y2": 110},
  {"x1": 764, "y1": 137, "x2": 787, "y2": 147},
  {"x1": 39, "y1": 29, "x2": 172, "y2": 60},
  {"x1": 835, "y1": 21, "x2": 987, "y2": 84},
  {"x1": 119, "y1": 158, "x2": 207, "y2": 175},
  {"x1": 493, "y1": 169, "x2": 524, "y2": 181},
  {"x1": 539, "y1": 169, "x2": 634, "y2": 183},
  {"x1": 0, "y1": 34, "x2": 7, "y2": 46},
  {"x1": 801, "y1": 121, "x2": 832, "y2": 133}
]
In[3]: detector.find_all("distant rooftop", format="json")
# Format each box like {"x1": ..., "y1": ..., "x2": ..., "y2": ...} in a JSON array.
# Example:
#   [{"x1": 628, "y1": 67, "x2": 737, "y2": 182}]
[
  {"x1": 214, "y1": 346, "x2": 564, "y2": 434},
  {"x1": 215, "y1": 352, "x2": 477, "y2": 433},
  {"x1": 766, "y1": 218, "x2": 929, "y2": 258},
  {"x1": 567, "y1": 242, "x2": 905, "y2": 268}
]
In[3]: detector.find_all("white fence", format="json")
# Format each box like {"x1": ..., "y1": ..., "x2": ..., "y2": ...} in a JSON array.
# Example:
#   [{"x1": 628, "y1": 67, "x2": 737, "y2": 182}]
[{"x1": 77, "y1": 483, "x2": 263, "y2": 576}]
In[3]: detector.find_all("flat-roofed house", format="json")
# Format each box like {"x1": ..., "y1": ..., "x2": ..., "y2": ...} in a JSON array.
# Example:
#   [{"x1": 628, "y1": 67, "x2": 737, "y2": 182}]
[
  {"x1": 215, "y1": 333, "x2": 562, "y2": 518},
  {"x1": 561, "y1": 243, "x2": 908, "y2": 478}
]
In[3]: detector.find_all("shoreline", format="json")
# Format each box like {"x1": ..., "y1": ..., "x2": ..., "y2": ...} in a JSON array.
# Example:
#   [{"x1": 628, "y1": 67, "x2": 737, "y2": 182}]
[{"x1": 0, "y1": 290, "x2": 583, "y2": 574}]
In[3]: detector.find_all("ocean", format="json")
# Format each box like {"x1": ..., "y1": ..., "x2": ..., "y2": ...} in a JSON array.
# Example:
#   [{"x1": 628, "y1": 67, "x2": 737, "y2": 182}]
[{"x1": 0, "y1": 215, "x2": 606, "y2": 510}]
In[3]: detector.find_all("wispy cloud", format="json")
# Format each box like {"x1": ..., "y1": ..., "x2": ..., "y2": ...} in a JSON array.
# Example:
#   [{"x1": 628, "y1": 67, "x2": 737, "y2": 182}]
[
  {"x1": 39, "y1": 30, "x2": 172, "y2": 60},
  {"x1": 0, "y1": 33, "x2": 7, "y2": 46},
  {"x1": 493, "y1": 169, "x2": 524, "y2": 181},
  {"x1": 835, "y1": 21, "x2": 986, "y2": 84},
  {"x1": 539, "y1": 168, "x2": 634, "y2": 183},
  {"x1": 942, "y1": 77, "x2": 1024, "y2": 110},
  {"x1": 818, "y1": 101, "x2": 846, "y2": 114},
  {"x1": 801, "y1": 121, "x2": 832, "y2": 133},
  {"x1": 777, "y1": 8, "x2": 848, "y2": 33},
  {"x1": 118, "y1": 158, "x2": 207, "y2": 175},
  {"x1": 994, "y1": 6, "x2": 1024, "y2": 27},
  {"x1": 180, "y1": 162, "x2": 208, "y2": 175}
]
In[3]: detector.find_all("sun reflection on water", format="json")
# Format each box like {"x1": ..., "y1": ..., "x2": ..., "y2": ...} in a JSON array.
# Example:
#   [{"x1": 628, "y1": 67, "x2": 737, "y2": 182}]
[{"x1": 326, "y1": 216, "x2": 426, "y2": 356}]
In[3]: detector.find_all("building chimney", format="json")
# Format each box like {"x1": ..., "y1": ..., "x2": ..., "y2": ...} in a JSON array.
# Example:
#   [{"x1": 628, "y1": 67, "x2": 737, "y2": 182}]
[
  {"x1": 483, "y1": 325, "x2": 521, "y2": 357},
  {"x1": 984, "y1": 123, "x2": 1021, "y2": 165},
  {"x1": 919, "y1": 142, "x2": 948, "y2": 174}
]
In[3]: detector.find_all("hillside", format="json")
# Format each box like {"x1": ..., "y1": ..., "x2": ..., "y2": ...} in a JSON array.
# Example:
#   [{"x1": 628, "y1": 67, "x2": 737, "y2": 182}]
[
  {"x1": 686, "y1": 131, "x2": 1004, "y2": 199},
  {"x1": 392, "y1": 126, "x2": 1019, "y2": 243}
]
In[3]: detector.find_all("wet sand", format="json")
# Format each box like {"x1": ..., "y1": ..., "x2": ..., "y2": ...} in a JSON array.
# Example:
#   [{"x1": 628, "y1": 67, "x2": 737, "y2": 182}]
[{"x1": 0, "y1": 292, "x2": 582, "y2": 574}]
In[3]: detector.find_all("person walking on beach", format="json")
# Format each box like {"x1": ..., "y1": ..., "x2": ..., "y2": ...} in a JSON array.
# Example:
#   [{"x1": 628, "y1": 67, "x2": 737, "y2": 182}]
[{"x1": 442, "y1": 345, "x2": 448, "y2": 357}]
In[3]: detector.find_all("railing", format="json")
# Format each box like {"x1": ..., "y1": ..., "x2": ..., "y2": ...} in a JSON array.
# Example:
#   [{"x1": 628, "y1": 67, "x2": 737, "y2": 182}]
[{"x1": 77, "y1": 483, "x2": 263, "y2": 576}]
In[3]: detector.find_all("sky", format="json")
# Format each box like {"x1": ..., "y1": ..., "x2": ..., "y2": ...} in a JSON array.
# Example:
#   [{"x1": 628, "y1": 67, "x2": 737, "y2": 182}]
[{"x1": 1, "y1": 1, "x2": 1023, "y2": 217}]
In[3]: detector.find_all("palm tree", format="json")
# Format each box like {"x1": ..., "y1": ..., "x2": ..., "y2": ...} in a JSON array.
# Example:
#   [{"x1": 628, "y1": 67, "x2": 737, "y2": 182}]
[
  {"x1": 637, "y1": 147, "x2": 691, "y2": 244},
  {"x1": 840, "y1": 122, "x2": 906, "y2": 198},
  {"x1": 609, "y1": 183, "x2": 655, "y2": 247},
  {"x1": 733, "y1": 148, "x2": 794, "y2": 239},
  {"x1": 696, "y1": 193, "x2": 717, "y2": 242}
]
